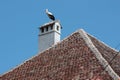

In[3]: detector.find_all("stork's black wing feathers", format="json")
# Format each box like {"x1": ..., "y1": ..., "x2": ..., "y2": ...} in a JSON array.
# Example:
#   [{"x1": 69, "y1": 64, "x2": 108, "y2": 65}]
[
  {"x1": 48, "y1": 14, "x2": 55, "y2": 20},
  {"x1": 46, "y1": 9, "x2": 55, "y2": 21}
]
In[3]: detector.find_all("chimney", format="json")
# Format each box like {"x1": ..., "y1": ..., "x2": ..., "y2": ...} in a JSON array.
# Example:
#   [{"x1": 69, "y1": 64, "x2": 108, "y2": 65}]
[{"x1": 38, "y1": 20, "x2": 62, "y2": 52}]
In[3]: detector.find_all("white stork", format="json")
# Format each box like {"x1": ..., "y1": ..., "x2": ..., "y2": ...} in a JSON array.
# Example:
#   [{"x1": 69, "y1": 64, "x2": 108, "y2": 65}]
[{"x1": 45, "y1": 9, "x2": 55, "y2": 21}]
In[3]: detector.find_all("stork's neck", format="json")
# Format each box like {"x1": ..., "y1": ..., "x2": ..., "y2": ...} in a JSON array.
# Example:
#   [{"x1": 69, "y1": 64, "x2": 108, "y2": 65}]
[{"x1": 46, "y1": 9, "x2": 48, "y2": 13}]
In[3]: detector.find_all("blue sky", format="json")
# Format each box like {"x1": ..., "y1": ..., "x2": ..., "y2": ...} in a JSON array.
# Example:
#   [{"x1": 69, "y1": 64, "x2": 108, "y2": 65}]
[{"x1": 0, "y1": 0, "x2": 120, "y2": 74}]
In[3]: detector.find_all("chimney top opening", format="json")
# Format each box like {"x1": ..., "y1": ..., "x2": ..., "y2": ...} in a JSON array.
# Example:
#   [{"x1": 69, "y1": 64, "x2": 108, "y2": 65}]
[
  {"x1": 46, "y1": 27, "x2": 48, "y2": 31},
  {"x1": 41, "y1": 28, "x2": 44, "y2": 33},
  {"x1": 50, "y1": 26, "x2": 53, "y2": 30},
  {"x1": 57, "y1": 26, "x2": 59, "y2": 31}
]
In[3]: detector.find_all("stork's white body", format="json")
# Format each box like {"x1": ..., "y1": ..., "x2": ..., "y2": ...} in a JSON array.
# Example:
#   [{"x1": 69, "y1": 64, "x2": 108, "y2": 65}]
[{"x1": 45, "y1": 9, "x2": 55, "y2": 20}]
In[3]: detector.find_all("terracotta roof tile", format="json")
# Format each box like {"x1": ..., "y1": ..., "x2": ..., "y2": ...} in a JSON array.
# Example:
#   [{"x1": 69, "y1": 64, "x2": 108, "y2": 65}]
[
  {"x1": 88, "y1": 34, "x2": 120, "y2": 76},
  {"x1": 0, "y1": 29, "x2": 119, "y2": 80}
]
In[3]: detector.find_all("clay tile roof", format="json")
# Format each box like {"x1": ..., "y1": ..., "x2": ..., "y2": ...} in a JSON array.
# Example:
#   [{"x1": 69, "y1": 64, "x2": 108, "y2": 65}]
[{"x1": 0, "y1": 29, "x2": 120, "y2": 80}]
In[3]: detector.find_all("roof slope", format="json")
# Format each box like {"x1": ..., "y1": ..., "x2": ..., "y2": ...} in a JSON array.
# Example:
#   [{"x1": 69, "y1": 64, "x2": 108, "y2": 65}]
[
  {"x1": 0, "y1": 29, "x2": 120, "y2": 80},
  {"x1": 88, "y1": 34, "x2": 120, "y2": 76}
]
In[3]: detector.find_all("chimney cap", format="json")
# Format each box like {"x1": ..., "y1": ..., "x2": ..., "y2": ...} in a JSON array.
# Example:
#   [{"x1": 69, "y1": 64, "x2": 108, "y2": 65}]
[{"x1": 40, "y1": 20, "x2": 60, "y2": 29}]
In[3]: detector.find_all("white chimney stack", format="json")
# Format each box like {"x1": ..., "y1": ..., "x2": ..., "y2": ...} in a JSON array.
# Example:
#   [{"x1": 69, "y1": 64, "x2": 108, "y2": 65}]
[{"x1": 38, "y1": 20, "x2": 62, "y2": 52}]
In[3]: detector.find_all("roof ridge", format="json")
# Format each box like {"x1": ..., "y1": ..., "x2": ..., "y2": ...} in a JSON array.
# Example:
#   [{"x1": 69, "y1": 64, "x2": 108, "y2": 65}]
[
  {"x1": 1, "y1": 29, "x2": 119, "y2": 80},
  {"x1": 78, "y1": 29, "x2": 120, "y2": 80},
  {"x1": 0, "y1": 29, "x2": 82, "y2": 76},
  {"x1": 87, "y1": 31, "x2": 120, "y2": 54}
]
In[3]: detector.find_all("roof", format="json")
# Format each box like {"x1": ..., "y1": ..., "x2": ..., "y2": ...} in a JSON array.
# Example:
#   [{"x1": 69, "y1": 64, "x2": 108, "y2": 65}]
[{"x1": 0, "y1": 29, "x2": 120, "y2": 80}]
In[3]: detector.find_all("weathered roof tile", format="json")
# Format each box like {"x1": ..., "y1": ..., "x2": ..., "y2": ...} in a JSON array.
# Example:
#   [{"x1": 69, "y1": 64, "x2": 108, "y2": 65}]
[{"x1": 0, "y1": 29, "x2": 119, "y2": 80}]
